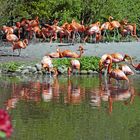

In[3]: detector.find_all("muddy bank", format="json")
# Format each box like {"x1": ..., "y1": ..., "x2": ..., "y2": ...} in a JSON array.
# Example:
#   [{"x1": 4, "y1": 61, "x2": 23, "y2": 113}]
[{"x1": 0, "y1": 41, "x2": 140, "y2": 62}]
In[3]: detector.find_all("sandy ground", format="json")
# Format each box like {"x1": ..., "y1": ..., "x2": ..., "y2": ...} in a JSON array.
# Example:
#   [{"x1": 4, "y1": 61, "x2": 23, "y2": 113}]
[{"x1": 0, "y1": 41, "x2": 140, "y2": 62}]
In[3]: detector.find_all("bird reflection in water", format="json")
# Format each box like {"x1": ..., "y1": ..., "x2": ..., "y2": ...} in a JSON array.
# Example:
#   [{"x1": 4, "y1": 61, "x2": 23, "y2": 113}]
[
  {"x1": 3, "y1": 75, "x2": 136, "y2": 113},
  {"x1": 65, "y1": 77, "x2": 85, "y2": 105},
  {"x1": 41, "y1": 77, "x2": 54, "y2": 102},
  {"x1": 89, "y1": 73, "x2": 135, "y2": 114}
]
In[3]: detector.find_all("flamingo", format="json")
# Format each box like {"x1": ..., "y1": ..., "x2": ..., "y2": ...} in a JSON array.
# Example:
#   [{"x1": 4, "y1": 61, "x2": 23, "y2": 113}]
[
  {"x1": 41, "y1": 56, "x2": 53, "y2": 72},
  {"x1": 41, "y1": 56, "x2": 57, "y2": 77},
  {"x1": 67, "y1": 59, "x2": 80, "y2": 76},
  {"x1": 84, "y1": 21, "x2": 101, "y2": 43},
  {"x1": 108, "y1": 16, "x2": 121, "y2": 40},
  {"x1": 129, "y1": 56, "x2": 140, "y2": 71},
  {"x1": 119, "y1": 64, "x2": 134, "y2": 76},
  {"x1": 12, "y1": 39, "x2": 28, "y2": 56},
  {"x1": 2, "y1": 25, "x2": 14, "y2": 34},
  {"x1": 107, "y1": 56, "x2": 130, "y2": 85},
  {"x1": 60, "y1": 46, "x2": 84, "y2": 58},
  {"x1": 101, "y1": 21, "x2": 110, "y2": 37},
  {"x1": 6, "y1": 31, "x2": 19, "y2": 42},
  {"x1": 48, "y1": 48, "x2": 61, "y2": 58},
  {"x1": 120, "y1": 19, "x2": 138, "y2": 41},
  {"x1": 99, "y1": 53, "x2": 131, "y2": 73}
]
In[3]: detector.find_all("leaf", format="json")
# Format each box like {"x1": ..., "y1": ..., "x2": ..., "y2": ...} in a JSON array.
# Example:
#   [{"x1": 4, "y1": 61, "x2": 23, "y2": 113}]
[{"x1": 0, "y1": 131, "x2": 6, "y2": 138}]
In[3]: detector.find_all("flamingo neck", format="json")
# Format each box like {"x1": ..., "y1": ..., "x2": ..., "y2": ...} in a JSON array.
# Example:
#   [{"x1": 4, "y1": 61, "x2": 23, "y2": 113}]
[
  {"x1": 129, "y1": 57, "x2": 137, "y2": 68},
  {"x1": 107, "y1": 57, "x2": 113, "y2": 74},
  {"x1": 108, "y1": 16, "x2": 113, "y2": 23},
  {"x1": 78, "y1": 50, "x2": 83, "y2": 58}
]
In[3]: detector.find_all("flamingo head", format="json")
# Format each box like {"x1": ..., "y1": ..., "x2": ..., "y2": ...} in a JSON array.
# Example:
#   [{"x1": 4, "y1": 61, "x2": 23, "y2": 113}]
[
  {"x1": 96, "y1": 21, "x2": 101, "y2": 26},
  {"x1": 23, "y1": 39, "x2": 29, "y2": 45},
  {"x1": 122, "y1": 19, "x2": 128, "y2": 25},
  {"x1": 103, "y1": 57, "x2": 112, "y2": 67},
  {"x1": 109, "y1": 16, "x2": 113, "y2": 20},
  {"x1": 56, "y1": 48, "x2": 60, "y2": 52},
  {"x1": 123, "y1": 54, "x2": 132, "y2": 62},
  {"x1": 77, "y1": 46, "x2": 85, "y2": 51}
]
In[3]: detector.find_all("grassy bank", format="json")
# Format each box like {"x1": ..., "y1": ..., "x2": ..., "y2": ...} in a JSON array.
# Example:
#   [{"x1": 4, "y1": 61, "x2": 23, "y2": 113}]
[{"x1": 0, "y1": 56, "x2": 100, "y2": 74}]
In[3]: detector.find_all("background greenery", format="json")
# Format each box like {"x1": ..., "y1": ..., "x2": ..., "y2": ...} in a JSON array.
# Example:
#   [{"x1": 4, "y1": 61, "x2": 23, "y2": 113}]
[{"x1": 0, "y1": 0, "x2": 140, "y2": 29}]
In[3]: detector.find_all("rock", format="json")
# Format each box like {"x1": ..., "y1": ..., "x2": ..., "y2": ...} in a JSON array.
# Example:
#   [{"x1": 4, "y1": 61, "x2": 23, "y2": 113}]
[
  {"x1": 93, "y1": 71, "x2": 98, "y2": 74},
  {"x1": 38, "y1": 71, "x2": 43, "y2": 74},
  {"x1": 25, "y1": 66, "x2": 32, "y2": 70},
  {"x1": 21, "y1": 69, "x2": 29, "y2": 74},
  {"x1": 29, "y1": 67, "x2": 37, "y2": 73},
  {"x1": 35, "y1": 64, "x2": 42, "y2": 71},
  {"x1": 80, "y1": 70, "x2": 88, "y2": 75},
  {"x1": 87, "y1": 70, "x2": 94, "y2": 74},
  {"x1": 57, "y1": 65, "x2": 67, "y2": 74}
]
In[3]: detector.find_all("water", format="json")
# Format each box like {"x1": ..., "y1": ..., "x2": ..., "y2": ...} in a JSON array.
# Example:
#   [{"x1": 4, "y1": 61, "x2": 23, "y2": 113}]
[{"x1": 0, "y1": 74, "x2": 140, "y2": 140}]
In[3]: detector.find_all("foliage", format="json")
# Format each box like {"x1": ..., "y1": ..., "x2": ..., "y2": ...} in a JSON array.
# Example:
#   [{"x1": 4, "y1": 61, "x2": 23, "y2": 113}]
[
  {"x1": 0, "y1": 56, "x2": 100, "y2": 73},
  {"x1": 52, "y1": 56, "x2": 100, "y2": 71},
  {"x1": 0, "y1": 62, "x2": 22, "y2": 72},
  {"x1": 0, "y1": 0, "x2": 140, "y2": 30}
]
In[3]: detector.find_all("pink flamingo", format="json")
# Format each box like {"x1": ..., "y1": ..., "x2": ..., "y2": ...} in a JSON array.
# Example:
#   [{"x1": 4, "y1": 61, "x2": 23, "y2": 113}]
[
  {"x1": 99, "y1": 53, "x2": 132, "y2": 72},
  {"x1": 68, "y1": 59, "x2": 81, "y2": 76},
  {"x1": 107, "y1": 56, "x2": 130, "y2": 84},
  {"x1": 12, "y1": 39, "x2": 28, "y2": 56}
]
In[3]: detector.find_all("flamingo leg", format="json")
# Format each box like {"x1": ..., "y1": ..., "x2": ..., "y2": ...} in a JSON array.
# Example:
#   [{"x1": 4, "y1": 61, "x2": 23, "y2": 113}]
[
  {"x1": 18, "y1": 49, "x2": 21, "y2": 56},
  {"x1": 116, "y1": 80, "x2": 120, "y2": 87},
  {"x1": 116, "y1": 29, "x2": 120, "y2": 41},
  {"x1": 12, "y1": 49, "x2": 14, "y2": 57},
  {"x1": 113, "y1": 29, "x2": 116, "y2": 41}
]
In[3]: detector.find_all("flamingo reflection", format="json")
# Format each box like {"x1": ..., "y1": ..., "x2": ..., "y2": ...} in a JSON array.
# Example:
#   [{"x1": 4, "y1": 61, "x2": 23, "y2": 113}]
[
  {"x1": 65, "y1": 78, "x2": 85, "y2": 105},
  {"x1": 100, "y1": 77, "x2": 135, "y2": 113},
  {"x1": 42, "y1": 78, "x2": 53, "y2": 102}
]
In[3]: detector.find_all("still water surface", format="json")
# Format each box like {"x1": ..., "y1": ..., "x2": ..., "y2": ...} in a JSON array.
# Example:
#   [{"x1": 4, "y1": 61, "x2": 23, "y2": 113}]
[{"x1": 0, "y1": 74, "x2": 140, "y2": 140}]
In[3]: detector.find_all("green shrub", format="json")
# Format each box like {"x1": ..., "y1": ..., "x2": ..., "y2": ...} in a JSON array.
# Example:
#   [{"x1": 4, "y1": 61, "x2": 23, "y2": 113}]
[
  {"x1": 0, "y1": 62, "x2": 22, "y2": 72},
  {"x1": 52, "y1": 56, "x2": 100, "y2": 71}
]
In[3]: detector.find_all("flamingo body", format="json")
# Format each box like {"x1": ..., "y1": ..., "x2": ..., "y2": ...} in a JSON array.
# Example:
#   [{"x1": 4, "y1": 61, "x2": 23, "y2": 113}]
[
  {"x1": 119, "y1": 64, "x2": 134, "y2": 75},
  {"x1": 71, "y1": 59, "x2": 80, "y2": 70}
]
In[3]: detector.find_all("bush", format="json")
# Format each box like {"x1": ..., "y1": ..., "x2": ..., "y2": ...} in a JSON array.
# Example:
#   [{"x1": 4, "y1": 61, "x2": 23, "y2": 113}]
[{"x1": 52, "y1": 56, "x2": 100, "y2": 71}]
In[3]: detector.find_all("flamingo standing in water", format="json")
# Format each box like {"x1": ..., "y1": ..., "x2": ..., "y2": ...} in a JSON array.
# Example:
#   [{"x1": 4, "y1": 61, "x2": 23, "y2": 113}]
[
  {"x1": 41, "y1": 56, "x2": 58, "y2": 77},
  {"x1": 107, "y1": 56, "x2": 130, "y2": 85},
  {"x1": 119, "y1": 64, "x2": 134, "y2": 76},
  {"x1": 68, "y1": 59, "x2": 80, "y2": 76},
  {"x1": 129, "y1": 56, "x2": 140, "y2": 71},
  {"x1": 41, "y1": 56, "x2": 53, "y2": 73},
  {"x1": 99, "y1": 53, "x2": 131, "y2": 73},
  {"x1": 12, "y1": 39, "x2": 28, "y2": 56}
]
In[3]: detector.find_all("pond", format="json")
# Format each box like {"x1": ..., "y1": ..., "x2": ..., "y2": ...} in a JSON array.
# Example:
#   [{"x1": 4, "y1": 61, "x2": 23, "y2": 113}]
[{"x1": 0, "y1": 74, "x2": 140, "y2": 140}]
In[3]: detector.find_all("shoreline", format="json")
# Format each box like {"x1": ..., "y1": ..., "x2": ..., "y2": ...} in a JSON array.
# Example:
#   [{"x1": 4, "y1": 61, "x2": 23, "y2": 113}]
[{"x1": 0, "y1": 41, "x2": 140, "y2": 62}]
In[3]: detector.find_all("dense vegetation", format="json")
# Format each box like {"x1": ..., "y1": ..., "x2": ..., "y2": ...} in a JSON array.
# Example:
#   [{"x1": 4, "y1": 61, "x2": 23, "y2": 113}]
[{"x1": 0, "y1": 0, "x2": 140, "y2": 29}]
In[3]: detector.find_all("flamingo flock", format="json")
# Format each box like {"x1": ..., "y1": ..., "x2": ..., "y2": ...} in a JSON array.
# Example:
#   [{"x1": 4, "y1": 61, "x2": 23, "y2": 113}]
[
  {"x1": 99, "y1": 53, "x2": 136, "y2": 86},
  {"x1": 1, "y1": 16, "x2": 138, "y2": 47}
]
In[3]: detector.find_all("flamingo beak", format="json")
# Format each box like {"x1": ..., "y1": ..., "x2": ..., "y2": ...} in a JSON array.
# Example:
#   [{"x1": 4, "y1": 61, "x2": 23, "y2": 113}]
[{"x1": 77, "y1": 49, "x2": 87, "y2": 51}]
